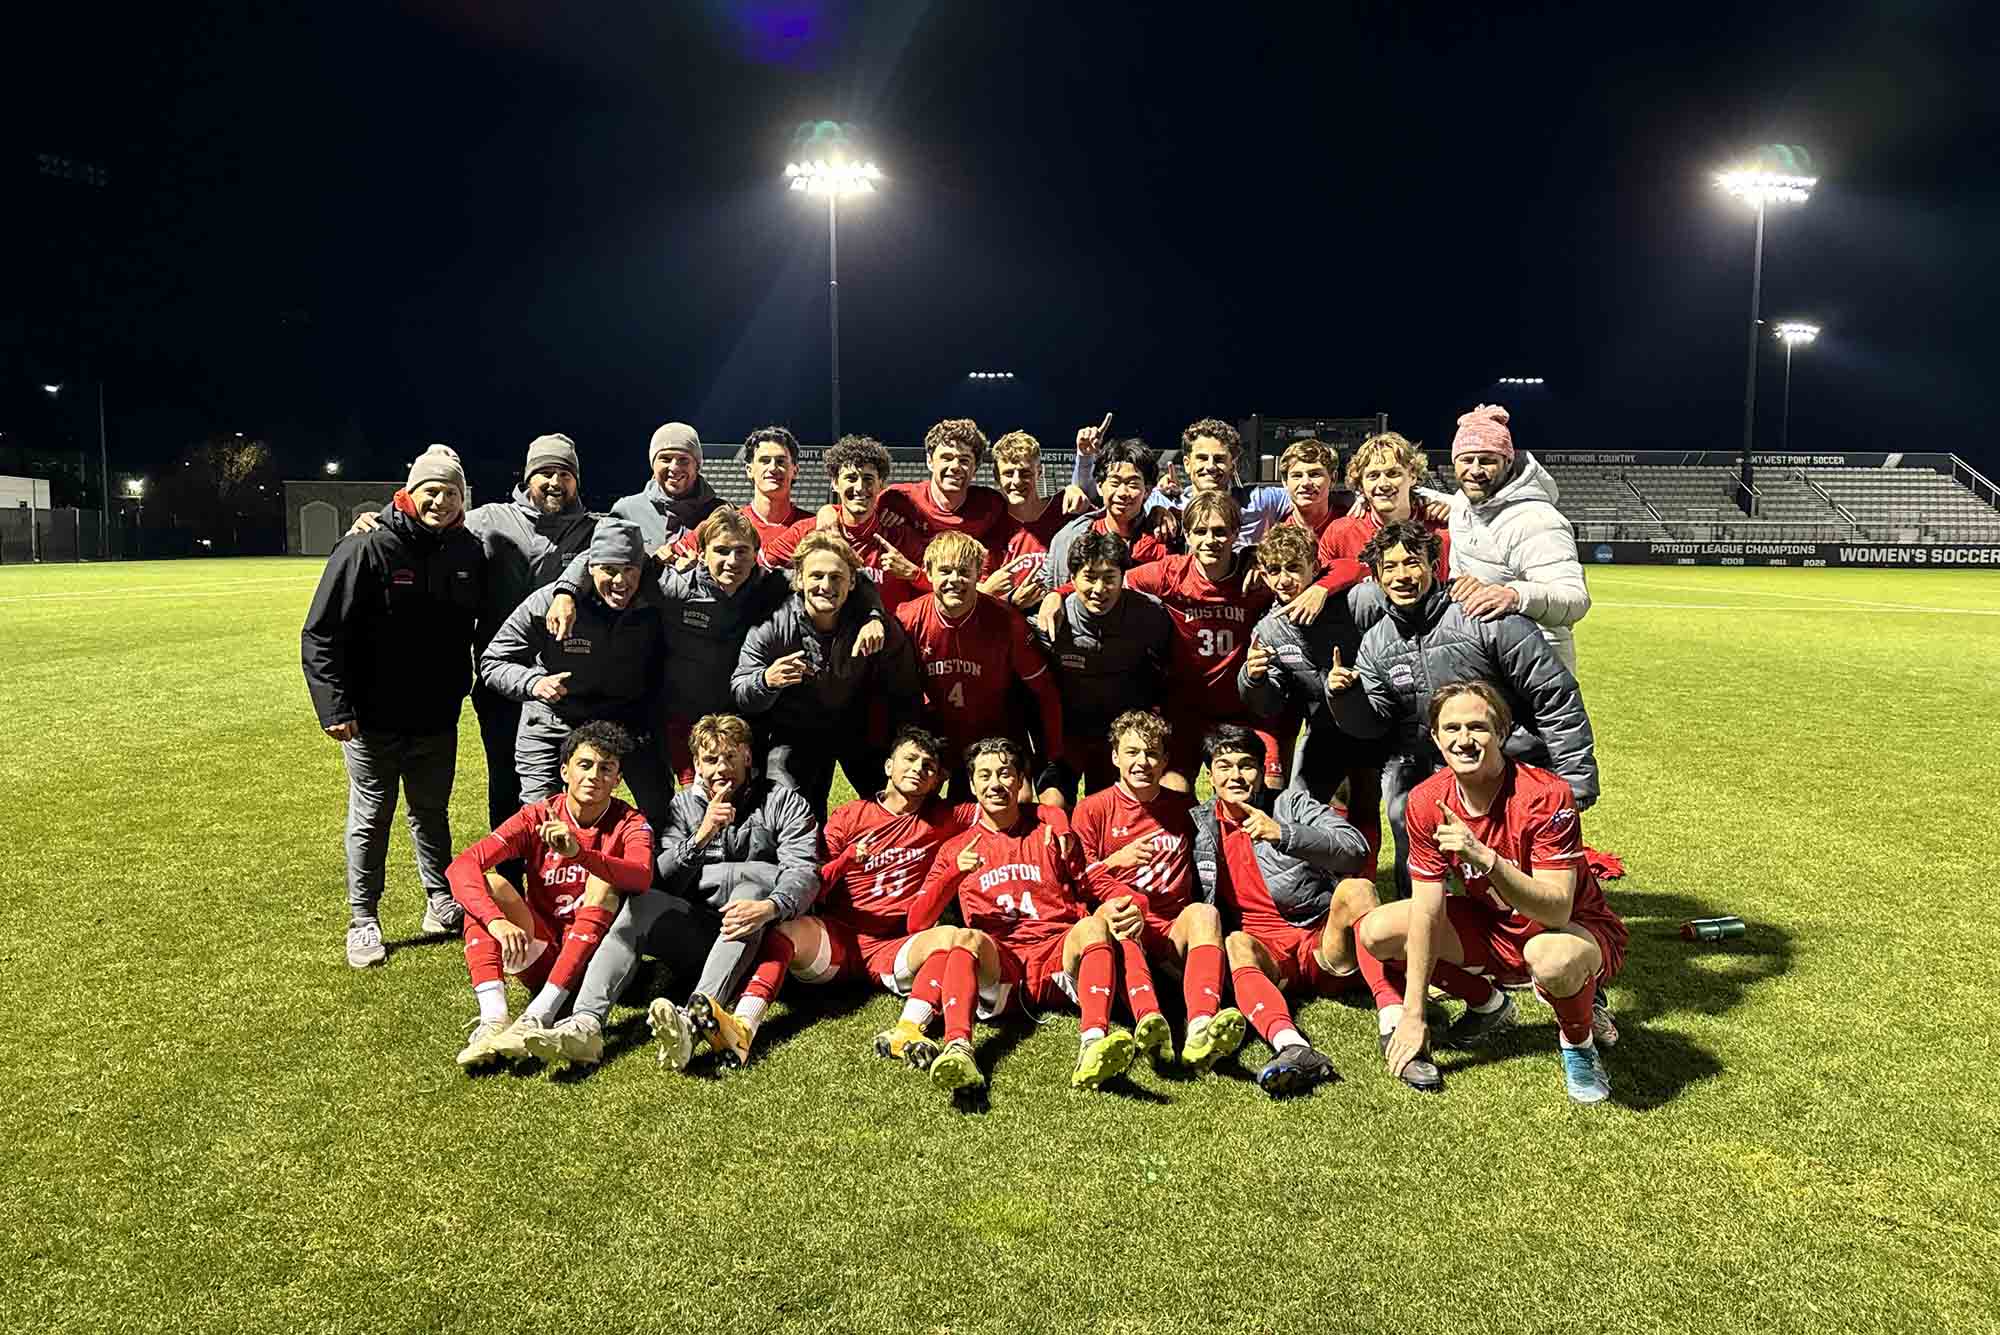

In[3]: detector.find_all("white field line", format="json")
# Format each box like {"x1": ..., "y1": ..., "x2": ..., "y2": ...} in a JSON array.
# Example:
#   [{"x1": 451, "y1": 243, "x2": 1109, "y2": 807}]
[
  {"x1": 1590, "y1": 574, "x2": 1999, "y2": 615},
  {"x1": 1594, "y1": 599, "x2": 2000, "y2": 616},
  {"x1": 0, "y1": 576, "x2": 309, "y2": 603}
]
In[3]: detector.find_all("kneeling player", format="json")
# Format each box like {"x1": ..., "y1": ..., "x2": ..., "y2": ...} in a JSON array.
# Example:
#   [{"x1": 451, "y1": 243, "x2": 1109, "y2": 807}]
[
  {"x1": 725, "y1": 725, "x2": 976, "y2": 1069},
  {"x1": 1357, "y1": 682, "x2": 1627, "y2": 1104},
  {"x1": 1072, "y1": 710, "x2": 1243, "y2": 1071},
  {"x1": 449, "y1": 722, "x2": 656, "y2": 1068},
  {"x1": 1193, "y1": 725, "x2": 1403, "y2": 1096},
  {"x1": 906, "y1": 738, "x2": 1137, "y2": 1094}
]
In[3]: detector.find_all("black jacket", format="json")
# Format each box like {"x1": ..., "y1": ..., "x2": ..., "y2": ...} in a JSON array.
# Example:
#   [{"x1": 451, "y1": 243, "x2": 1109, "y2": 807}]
[
  {"x1": 301, "y1": 505, "x2": 486, "y2": 733},
  {"x1": 479, "y1": 581, "x2": 664, "y2": 728},
  {"x1": 731, "y1": 591, "x2": 920, "y2": 737}
]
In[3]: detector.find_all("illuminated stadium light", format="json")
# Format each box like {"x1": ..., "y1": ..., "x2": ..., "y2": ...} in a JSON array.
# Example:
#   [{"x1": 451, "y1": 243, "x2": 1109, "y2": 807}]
[
  {"x1": 785, "y1": 157, "x2": 884, "y2": 197},
  {"x1": 1498, "y1": 377, "x2": 1545, "y2": 385},
  {"x1": 967, "y1": 371, "x2": 1015, "y2": 380},
  {"x1": 324, "y1": 459, "x2": 343, "y2": 475},
  {"x1": 1715, "y1": 168, "x2": 1816, "y2": 207},
  {"x1": 1773, "y1": 321, "x2": 1820, "y2": 347}
]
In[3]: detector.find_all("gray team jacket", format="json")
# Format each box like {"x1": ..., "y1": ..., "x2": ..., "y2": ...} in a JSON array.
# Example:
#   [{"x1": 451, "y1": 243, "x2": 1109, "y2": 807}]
[
  {"x1": 1191, "y1": 789, "x2": 1372, "y2": 928},
  {"x1": 730, "y1": 592, "x2": 921, "y2": 737},
  {"x1": 654, "y1": 772, "x2": 822, "y2": 918},
  {"x1": 1327, "y1": 584, "x2": 1599, "y2": 808},
  {"x1": 465, "y1": 486, "x2": 599, "y2": 649},
  {"x1": 478, "y1": 581, "x2": 663, "y2": 727},
  {"x1": 1032, "y1": 589, "x2": 1175, "y2": 738},
  {"x1": 1237, "y1": 581, "x2": 1389, "y2": 727}
]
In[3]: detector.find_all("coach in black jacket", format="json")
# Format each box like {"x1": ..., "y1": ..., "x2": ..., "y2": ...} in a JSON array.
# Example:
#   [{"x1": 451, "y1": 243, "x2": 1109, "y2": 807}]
[
  {"x1": 1327, "y1": 519, "x2": 1597, "y2": 896},
  {"x1": 301, "y1": 445, "x2": 486, "y2": 967}
]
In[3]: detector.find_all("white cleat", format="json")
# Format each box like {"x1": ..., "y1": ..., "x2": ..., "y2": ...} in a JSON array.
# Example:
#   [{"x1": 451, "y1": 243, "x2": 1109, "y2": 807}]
[{"x1": 647, "y1": 997, "x2": 695, "y2": 1071}]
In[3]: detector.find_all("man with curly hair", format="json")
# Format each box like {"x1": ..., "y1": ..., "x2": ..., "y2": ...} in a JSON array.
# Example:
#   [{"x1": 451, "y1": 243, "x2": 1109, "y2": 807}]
[
  {"x1": 873, "y1": 418, "x2": 1012, "y2": 573},
  {"x1": 766, "y1": 434, "x2": 930, "y2": 611}
]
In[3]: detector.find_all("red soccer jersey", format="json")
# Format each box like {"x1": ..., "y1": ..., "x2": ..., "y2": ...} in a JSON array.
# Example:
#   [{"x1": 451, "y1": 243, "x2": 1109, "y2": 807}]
[
  {"x1": 1282, "y1": 502, "x2": 1340, "y2": 544},
  {"x1": 1125, "y1": 554, "x2": 1274, "y2": 719},
  {"x1": 882, "y1": 481, "x2": 1012, "y2": 574},
  {"x1": 818, "y1": 795, "x2": 978, "y2": 937},
  {"x1": 1073, "y1": 783, "x2": 1198, "y2": 921},
  {"x1": 991, "y1": 503, "x2": 1070, "y2": 592},
  {"x1": 447, "y1": 794, "x2": 655, "y2": 927},
  {"x1": 1207, "y1": 800, "x2": 1290, "y2": 935},
  {"x1": 1318, "y1": 509, "x2": 1451, "y2": 581},
  {"x1": 908, "y1": 808, "x2": 1085, "y2": 949},
  {"x1": 1404, "y1": 761, "x2": 1617, "y2": 952},
  {"x1": 764, "y1": 511, "x2": 930, "y2": 611},
  {"x1": 669, "y1": 499, "x2": 811, "y2": 561},
  {"x1": 896, "y1": 591, "x2": 1063, "y2": 762}
]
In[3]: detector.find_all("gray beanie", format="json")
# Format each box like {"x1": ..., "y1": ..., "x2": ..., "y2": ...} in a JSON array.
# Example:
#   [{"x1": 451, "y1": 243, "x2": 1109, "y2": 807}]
[
  {"x1": 407, "y1": 443, "x2": 466, "y2": 494},
  {"x1": 524, "y1": 432, "x2": 580, "y2": 481},
  {"x1": 649, "y1": 422, "x2": 701, "y2": 465},
  {"x1": 589, "y1": 517, "x2": 647, "y2": 567}
]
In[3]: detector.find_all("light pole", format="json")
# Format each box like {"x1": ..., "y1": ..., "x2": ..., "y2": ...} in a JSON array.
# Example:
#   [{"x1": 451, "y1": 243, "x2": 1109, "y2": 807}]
[
  {"x1": 1715, "y1": 162, "x2": 1814, "y2": 460},
  {"x1": 1773, "y1": 322, "x2": 1819, "y2": 453},
  {"x1": 785, "y1": 155, "x2": 882, "y2": 442},
  {"x1": 41, "y1": 379, "x2": 111, "y2": 558}
]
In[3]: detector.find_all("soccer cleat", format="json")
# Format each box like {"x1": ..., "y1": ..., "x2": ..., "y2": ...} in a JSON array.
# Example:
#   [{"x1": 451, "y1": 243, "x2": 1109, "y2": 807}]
[
  {"x1": 1132, "y1": 1011, "x2": 1174, "y2": 1068},
  {"x1": 525, "y1": 1012, "x2": 603, "y2": 1067},
  {"x1": 1255, "y1": 1043, "x2": 1337, "y2": 1098},
  {"x1": 486, "y1": 1014, "x2": 550, "y2": 1063},
  {"x1": 1181, "y1": 1007, "x2": 1246, "y2": 1072},
  {"x1": 686, "y1": 992, "x2": 753, "y2": 1068},
  {"x1": 647, "y1": 997, "x2": 695, "y2": 1071},
  {"x1": 1560, "y1": 1042, "x2": 1612, "y2": 1104},
  {"x1": 873, "y1": 1019, "x2": 937, "y2": 1070},
  {"x1": 346, "y1": 918, "x2": 386, "y2": 969},
  {"x1": 455, "y1": 1017, "x2": 508, "y2": 1070},
  {"x1": 1378, "y1": 1033, "x2": 1445, "y2": 1094},
  {"x1": 1072, "y1": 1030, "x2": 1138, "y2": 1090},
  {"x1": 420, "y1": 893, "x2": 464, "y2": 935},
  {"x1": 1591, "y1": 992, "x2": 1621, "y2": 1048},
  {"x1": 929, "y1": 1038, "x2": 984, "y2": 1093},
  {"x1": 1443, "y1": 990, "x2": 1517, "y2": 1047}
]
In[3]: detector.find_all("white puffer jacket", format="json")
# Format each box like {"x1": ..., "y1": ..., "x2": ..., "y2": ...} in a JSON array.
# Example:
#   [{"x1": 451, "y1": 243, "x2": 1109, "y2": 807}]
[{"x1": 1446, "y1": 451, "x2": 1590, "y2": 670}]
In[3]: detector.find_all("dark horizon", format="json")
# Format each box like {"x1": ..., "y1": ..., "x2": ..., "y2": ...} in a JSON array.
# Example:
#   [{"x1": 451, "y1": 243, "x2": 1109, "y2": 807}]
[{"x1": 8, "y1": 1, "x2": 1998, "y2": 494}]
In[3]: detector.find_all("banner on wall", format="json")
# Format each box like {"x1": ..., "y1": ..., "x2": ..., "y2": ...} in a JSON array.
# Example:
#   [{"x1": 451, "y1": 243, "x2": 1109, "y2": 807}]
[
  {"x1": 1588, "y1": 540, "x2": 2000, "y2": 569},
  {"x1": 1540, "y1": 450, "x2": 1956, "y2": 471}
]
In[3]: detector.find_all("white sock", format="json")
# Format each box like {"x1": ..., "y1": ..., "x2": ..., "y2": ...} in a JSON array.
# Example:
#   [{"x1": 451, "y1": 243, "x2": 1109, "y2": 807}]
[
  {"x1": 734, "y1": 996, "x2": 768, "y2": 1030},
  {"x1": 1079, "y1": 1027, "x2": 1106, "y2": 1045},
  {"x1": 520, "y1": 983, "x2": 570, "y2": 1024},
  {"x1": 900, "y1": 997, "x2": 935, "y2": 1028},
  {"x1": 1470, "y1": 986, "x2": 1506, "y2": 1014},
  {"x1": 1559, "y1": 1032, "x2": 1596, "y2": 1051},
  {"x1": 1272, "y1": 1027, "x2": 1308, "y2": 1052},
  {"x1": 475, "y1": 981, "x2": 508, "y2": 1024},
  {"x1": 1378, "y1": 1004, "x2": 1403, "y2": 1036}
]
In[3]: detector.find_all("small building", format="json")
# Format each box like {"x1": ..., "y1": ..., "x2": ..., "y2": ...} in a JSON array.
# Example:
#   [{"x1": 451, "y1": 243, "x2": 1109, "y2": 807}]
[{"x1": 283, "y1": 479, "x2": 401, "y2": 556}]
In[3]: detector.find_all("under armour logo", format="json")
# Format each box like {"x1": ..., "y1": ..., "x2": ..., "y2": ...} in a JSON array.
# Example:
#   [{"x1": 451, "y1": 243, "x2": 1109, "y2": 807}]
[
  {"x1": 1088, "y1": 986, "x2": 1112, "y2": 995},
  {"x1": 1129, "y1": 985, "x2": 1154, "y2": 997},
  {"x1": 1202, "y1": 987, "x2": 1219, "y2": 999},
  {"x1": 1249, "y1": 1003, "x2": 1266, "y2": 1017}
]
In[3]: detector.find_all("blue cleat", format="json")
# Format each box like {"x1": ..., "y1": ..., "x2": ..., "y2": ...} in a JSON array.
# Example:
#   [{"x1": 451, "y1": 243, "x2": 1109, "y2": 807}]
[{"x1": 1560, "y1": 1042, "x2": 1612, "y2": 1105}]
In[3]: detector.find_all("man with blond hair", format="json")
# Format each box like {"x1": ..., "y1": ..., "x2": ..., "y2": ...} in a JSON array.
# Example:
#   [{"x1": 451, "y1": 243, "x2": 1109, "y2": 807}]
[{"x1": 1320, "y1": 431, "x2": 1451, "y2": 580}]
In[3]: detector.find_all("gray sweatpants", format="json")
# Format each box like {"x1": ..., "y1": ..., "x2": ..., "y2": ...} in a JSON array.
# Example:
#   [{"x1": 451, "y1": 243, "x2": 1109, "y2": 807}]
[
  {"x1": 570, "y1": 863, "x2": 782, "y2": 1023},
  {"x1": 515, "y1": 703, "x2": 673, "y2": 831},
  {"x1": 341, "y1": 728, "x2": 457, "y2": 922}
]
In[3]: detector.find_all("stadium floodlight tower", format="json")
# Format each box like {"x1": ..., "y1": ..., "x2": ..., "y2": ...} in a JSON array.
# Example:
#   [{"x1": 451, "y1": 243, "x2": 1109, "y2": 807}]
[
  {"x1": 1715, "y1": 149, "x2": 1816, "y2": 462},
  {"x1": 1773, "y1": 321, "x2": 1820, "y2": 453},
  {"x1": 786, "y1": 124, "x2": 884, "y2": 443}
]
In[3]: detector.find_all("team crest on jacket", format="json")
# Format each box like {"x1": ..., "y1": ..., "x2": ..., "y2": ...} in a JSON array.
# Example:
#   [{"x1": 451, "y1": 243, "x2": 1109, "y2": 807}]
[
  {"x1": 1389, "y1": 663, "x2": 1414, "y2": 687},
  {"x1": 392, "y1": 568, "x2": 416, "y2": 586},
  {"x1": 561, "y1": 638, "x2": 593, "y2": 654}
]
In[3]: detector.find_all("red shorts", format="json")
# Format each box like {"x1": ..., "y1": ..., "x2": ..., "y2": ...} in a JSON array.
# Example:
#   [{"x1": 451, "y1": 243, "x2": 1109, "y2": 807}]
[
  {"x1": 996, "y1": 932, "x2": 1077, "y2": 1013},
  {"x1": 1165, "y1": 710, "x2": 1286, "y2": 785},
  {"x1": 1239, "y1": 916, "x2": 1362, "y2": 997},
  {"x1": 1443, "y1": 896, "x2": 1627, "y2": 989},
  {"x1": 798, "y1": 919, "x2": 910, "y2": 992},
  {"x1": 463, "y1": 903, "x2": 562, "y2": 991}
]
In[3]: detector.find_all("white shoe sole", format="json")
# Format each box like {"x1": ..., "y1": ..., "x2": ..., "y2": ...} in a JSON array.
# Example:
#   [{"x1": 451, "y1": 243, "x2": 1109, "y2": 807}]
[{"x1": 647, "y1": 998, "x2": 694, "y2": 1071}]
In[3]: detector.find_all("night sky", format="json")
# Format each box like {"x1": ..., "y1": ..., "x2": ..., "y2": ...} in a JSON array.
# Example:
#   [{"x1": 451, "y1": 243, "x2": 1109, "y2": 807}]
[{"x1": 10, "y1": 1, "x2": 1999, "y2": 498}]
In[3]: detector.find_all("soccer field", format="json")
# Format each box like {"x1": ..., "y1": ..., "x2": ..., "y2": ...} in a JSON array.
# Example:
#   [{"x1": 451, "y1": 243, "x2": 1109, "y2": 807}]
[{"x1": 3, "y1": 557, "x2": 1995, "y2": 1334}]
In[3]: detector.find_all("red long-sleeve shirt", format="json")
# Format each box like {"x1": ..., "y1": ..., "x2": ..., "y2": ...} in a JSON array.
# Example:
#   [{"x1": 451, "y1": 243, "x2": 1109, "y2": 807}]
[
  {"x1": 447, "y1": 794, "x2": 655, "y2": 927},
  {"x1": 906, "y1": 806, "x2": 1086, "y2": 949}
]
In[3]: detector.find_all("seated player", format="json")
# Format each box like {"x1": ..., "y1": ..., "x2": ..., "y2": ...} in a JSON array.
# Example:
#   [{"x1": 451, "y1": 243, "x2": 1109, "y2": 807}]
[
  {"x1": 1356, "y1": 682, "x2": 1627, "y2": 1103},
  {"x1": 732, "y1": 531, "x2": 923, "y2": 820},
  {"x1": 1327, "y1": 519, "x2": 1597, "y2": 897},
  {"x1": 896, "y1": 531, "x2": 1065, "y2": 800},
  {"x1": 479, "y1": 516, "x2": 671, "y2": 826},
  {"x1": 1072, "y1": 711, "x2": 1242, "y2": 1071},
  {"x1": 1238, "y1": 525, "x2": 1390, "y2": 855},
  {"x1": 1031, "y1": 530, "x2": 1174, "y2": 803},
  {"x1": 766, "y1": 435, "x2": 930, "y2": 611},
  {"x1": 449, "y1": 722, "x2": 656, "y2": 1069},
  {"x1": 730, "y1": 725, "x2": 987, "y2": 1069},
  {"x1": 1192, "y1": 725, "x2": 1404, "y2": 1096},
  {"x1": 905, "y1": 738, "x2": 1135, "y2": 1094}
]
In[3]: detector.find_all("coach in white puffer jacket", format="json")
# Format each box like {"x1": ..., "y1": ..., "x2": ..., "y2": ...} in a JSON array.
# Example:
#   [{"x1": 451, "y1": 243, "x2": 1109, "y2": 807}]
[{"x1": 1444, "y1": 405, "x2": 1590, "y2": 672}]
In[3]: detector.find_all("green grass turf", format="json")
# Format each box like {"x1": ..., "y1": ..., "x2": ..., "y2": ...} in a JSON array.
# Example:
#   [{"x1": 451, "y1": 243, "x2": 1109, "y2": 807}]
[{"x1": 3, "y1": 557, "x2": 1997, "y2": 1334}]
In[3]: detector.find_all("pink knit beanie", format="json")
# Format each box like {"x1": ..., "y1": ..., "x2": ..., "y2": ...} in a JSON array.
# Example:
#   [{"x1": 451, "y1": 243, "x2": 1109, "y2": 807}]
[{"x1": 1451, "y1": 404, "x2": 1515, "y2": 462}]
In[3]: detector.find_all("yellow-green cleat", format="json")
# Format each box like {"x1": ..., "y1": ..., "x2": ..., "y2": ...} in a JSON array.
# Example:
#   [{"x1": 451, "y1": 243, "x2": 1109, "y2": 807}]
[
  {"x1": 1133, "y1": 1011, "x2": 1174, "y2": 1068},
  {"x1": 1181, "y1": 1007, "x2": 1246, "y2": 1072},
  {"x1": 929, "y1": 1037, "x2": 984, "y2": 1093},
  {"x1": 1071, "y1": 1030, "x2": 1137, "y2": 1090}
]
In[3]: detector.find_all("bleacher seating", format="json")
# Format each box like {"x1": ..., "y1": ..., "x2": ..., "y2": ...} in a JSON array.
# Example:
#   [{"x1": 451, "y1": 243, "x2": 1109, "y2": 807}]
[
  {"x1": 1801, "y1": 467, "x2": 2000, "y2": 542},
  {"x1": 1539, "y1": 466, "x2": 1663, "y2": 540},
  {"x1": 698, "y1": 447, "x2": 1079, "y2": 510}
]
